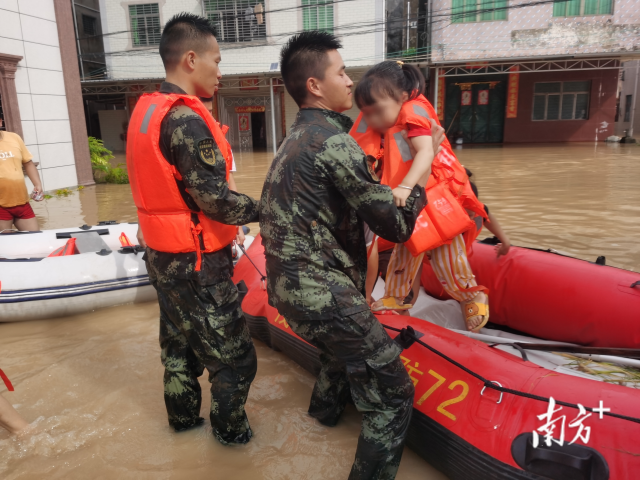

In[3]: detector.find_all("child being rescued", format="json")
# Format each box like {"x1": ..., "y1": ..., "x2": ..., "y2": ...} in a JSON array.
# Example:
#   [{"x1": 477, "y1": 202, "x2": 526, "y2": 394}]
[{"x1": 351, "y1": 60, "x2": 494, "y2": 332}]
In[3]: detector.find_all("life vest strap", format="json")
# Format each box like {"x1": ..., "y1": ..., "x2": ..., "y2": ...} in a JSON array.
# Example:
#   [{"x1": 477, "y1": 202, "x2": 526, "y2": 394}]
[
  {"x1": 191, "y1": 222, "x2": 204, "y2": 271},
  {"x1": 170, "y1": 165, "x2": 183, "y2": 181}
]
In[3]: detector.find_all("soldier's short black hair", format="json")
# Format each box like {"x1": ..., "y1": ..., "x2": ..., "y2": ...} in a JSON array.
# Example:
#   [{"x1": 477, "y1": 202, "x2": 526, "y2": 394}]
[
  {"x1": 280, "y1": 31, "x2": 342, "y2": 107},
  {"x1": 160, "y1": 13, "x2": 217, "y2": 70}
]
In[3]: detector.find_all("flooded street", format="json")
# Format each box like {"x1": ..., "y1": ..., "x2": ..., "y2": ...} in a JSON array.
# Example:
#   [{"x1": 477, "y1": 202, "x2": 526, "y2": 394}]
[{"x1": 2, "y1": 143, "x2": 640, "y2": 478}]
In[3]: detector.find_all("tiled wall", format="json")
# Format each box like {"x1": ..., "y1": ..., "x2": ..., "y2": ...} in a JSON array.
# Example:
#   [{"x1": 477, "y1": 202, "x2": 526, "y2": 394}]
[
  {"x1": 0, "y1": 0, "x2": 78, "y2": 191},
  {"x1": 100, "y1": 0, "x2": 382, "y2": 80}
]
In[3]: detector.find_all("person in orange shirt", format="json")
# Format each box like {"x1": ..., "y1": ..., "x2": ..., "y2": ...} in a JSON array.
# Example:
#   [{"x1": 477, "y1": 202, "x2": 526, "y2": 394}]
[{"x1": 0, "y1": 118, "x2": 42, "y2": 232}]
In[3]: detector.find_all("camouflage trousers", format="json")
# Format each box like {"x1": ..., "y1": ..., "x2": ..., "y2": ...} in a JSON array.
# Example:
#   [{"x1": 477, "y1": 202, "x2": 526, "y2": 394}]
[
  {"x1": 150, "y1": 275, "x2": 257, "y2": 445},
  {"x1": 287, "y1": 310, "x2": 415, "y2": 480}
]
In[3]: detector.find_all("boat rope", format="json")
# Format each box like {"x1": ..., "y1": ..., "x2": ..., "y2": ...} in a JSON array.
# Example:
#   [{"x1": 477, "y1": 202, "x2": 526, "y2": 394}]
[
  {"x1": 381, "y1": 324, "x2": 640, "y2": 426},
  {"x1": 238, "y1": 244, "x2": 267, "y2": 288}
]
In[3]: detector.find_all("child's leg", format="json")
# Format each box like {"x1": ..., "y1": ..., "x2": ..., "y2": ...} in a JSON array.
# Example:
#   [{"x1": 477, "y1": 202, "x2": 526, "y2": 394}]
[
  {"x1": 385, "y1": 244, "x2": 425, "y2": 301},
  {"x1": 0, "y1": 393, "x2": 28, "y2": 434},
  {"x1": 409, "y1": 263, "x2": 423, "y2": 303},
  {"x1": 372, "y1": 244, "x2": 424, "y2": 311},
  {"x1": 365, "y1": 239, "x2": 379, "y2": 305},
  {"x1": 429, "y1": 234, "x2": 488, "y2": 331}
]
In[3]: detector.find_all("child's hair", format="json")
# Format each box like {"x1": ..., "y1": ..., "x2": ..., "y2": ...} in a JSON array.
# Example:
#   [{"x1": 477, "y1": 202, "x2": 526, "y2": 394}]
[
  {"x1": 465, "y1": 168, "x2": 480, "y2": 198},
  {"x1": 355, "y1": 61, "x2": 425, "y2": 109}
]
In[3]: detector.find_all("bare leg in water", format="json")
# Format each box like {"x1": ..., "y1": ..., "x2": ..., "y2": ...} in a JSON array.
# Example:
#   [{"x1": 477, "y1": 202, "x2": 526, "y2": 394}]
[{"x1": 0, "y1": 393, "x2": 28, "y2": 435}]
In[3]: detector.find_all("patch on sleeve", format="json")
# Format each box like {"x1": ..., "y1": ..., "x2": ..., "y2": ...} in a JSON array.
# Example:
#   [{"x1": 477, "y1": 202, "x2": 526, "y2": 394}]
[{"x1": 197, "y1": 137, "x2": 217, "y2": 166}]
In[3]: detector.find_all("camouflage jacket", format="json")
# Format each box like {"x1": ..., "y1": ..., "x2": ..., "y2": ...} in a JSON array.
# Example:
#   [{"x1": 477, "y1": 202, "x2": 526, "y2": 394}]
[
  {"x1": 260, "y1": 108, "x2": 427, "y2": 320},
  {"x1": 145, "y1": 82, "x2": 259, "y2": 285}
]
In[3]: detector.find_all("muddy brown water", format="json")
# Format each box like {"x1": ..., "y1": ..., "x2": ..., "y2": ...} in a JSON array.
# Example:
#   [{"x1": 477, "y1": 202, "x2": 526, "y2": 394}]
[{"x1": 1, "y1": 143, "x2": 639, "y2": 478}]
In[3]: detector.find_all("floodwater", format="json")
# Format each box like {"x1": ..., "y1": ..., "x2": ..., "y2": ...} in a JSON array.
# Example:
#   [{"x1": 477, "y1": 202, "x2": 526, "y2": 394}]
[{"x1": 1, "y1": 143, "x2": 639, "y2": 478}]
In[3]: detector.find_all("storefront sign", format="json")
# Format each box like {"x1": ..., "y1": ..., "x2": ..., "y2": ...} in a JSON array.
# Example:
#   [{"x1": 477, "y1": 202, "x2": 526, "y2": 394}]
[
  {"x1": 478, "y1": 90, "x2": 489, "y2": 105},
  {"x1": 437, "y1": 74, "x2": 445, "y2": 121},
  {"x1": 239, "y1": 77, "x2": 259, "y2": 90},
  {"x1": 234, "y1": 106, "x2": 265, "y2": 113},
  {"x1": 461, "y1": 90, "x2": 472, "y2": 106},
  {"x1": 506, "y1": 66, "x2": 519, "y2": 118},
  {"x1": 238, "y1": 113, "x2": 250, "y2": 132}
]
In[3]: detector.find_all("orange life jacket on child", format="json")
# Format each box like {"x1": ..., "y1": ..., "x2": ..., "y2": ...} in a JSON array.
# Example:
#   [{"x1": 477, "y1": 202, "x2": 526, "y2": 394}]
[
  {"x1": 126, "y1": 92, "x2": 237, "y2": 271},
  {"x1": 350, "y1": 94, "x2": 487, "y2": 256}
]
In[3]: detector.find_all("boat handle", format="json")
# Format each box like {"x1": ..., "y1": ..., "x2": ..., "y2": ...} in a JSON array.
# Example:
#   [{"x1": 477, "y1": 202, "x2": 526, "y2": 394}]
[
  {"x1": 480, "y1": 381, "x2": 503, "y2": 404},
  {"x1": 631, "y1": 281, "x2": 640, "y2": 288}
]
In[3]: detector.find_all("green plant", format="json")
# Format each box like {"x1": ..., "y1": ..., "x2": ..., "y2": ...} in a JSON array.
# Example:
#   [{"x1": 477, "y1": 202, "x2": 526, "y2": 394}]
[
  {"x1": 43, "y1": 194, "x2": 52, "y2": 200},
  {"x1": 88, "y1": 136, "x2": 114, "y2": 173},
  {"x1": 105, "y1": 163, "x2": 129, "y2": 184},
  {"x1": 87, "y1": 136, "x2": 129, "y2": 184},
  {"x1": 55, "y1": 188, "x2": 73, "y2": 197},
  {"x1": 77, "y1": 185, "x2": 85, "y2": 191}
]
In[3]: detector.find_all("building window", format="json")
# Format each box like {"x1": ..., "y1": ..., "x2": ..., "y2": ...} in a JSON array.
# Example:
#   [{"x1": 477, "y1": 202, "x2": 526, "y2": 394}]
[
  {"x1": 204, "y1": 1, "x2": 266, "y2": 43},
  {"x1": 532, "y1": 81, "x2": 590, "y2": 121},
  {"x1": 552, "y1": 0, "x2": 613, "y2": 17},
  {"x1": 129, "y1": 4, "x2": 161, "y2": 47},
  {"x1": 624, "y1": 94, "x2": 632, "y2": 122},
  {"x1": 302, "y1": 0, "x2": 334, "y2": 33},
  {"x1": 82, "y1": 15, "x2": 97, "y2": 36},
  {"x1": 452, "y1": 0, "x2": 507, "y2": 23}
]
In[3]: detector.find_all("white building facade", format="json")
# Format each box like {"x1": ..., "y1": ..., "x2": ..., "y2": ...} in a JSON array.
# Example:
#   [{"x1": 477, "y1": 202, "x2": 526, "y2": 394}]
[
  {"x1": 0, "y1": 0, "x2": 92, "y2": 192},
  {"x1": 87, "y1": 0, "x2": 384, "y2": 153}
]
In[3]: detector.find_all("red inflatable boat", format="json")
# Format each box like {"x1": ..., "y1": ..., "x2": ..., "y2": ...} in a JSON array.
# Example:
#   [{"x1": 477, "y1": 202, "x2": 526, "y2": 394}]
[{"x1": 233, "y1": 236, "x2": 640, "y2": 480}]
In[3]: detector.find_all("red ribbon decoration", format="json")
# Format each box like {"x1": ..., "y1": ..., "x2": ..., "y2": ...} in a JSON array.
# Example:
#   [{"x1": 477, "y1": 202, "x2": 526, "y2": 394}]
[{"x1": 0, "y1": 368, "x2": 15, "y2": 391}]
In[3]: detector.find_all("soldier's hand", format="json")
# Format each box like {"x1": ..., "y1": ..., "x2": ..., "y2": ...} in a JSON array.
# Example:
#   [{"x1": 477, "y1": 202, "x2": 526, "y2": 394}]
[
  {"x1": 136, "y1": 226, "x2": 147, "y2": 249},
  {"x1": 236, "y1": 227, "x2": 245, "y2": 246},
  {"x1": 430, "y1": 119, "x2": 445, "y2": 155}
]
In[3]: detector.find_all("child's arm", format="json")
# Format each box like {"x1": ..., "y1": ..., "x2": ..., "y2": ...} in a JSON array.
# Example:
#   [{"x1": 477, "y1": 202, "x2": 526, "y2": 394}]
[
  {"x1": 365, "y1": 240, "x2": 379, "y2": 305},
  {"x1": 484, "y1": 210, "x2": 511, "y2": 257},
  {"x1": 392, "y1": 134, "x2": 435, "y2": 207}
]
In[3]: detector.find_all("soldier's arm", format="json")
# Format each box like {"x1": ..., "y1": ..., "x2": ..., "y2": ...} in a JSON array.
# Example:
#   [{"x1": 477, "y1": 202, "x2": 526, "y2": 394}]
[
  {"x1": 316, "y1": 134, "x2": 427, "y2": 244},
  {"x1": 170, "y1": 117, "x2": 259, "y2": 225}
]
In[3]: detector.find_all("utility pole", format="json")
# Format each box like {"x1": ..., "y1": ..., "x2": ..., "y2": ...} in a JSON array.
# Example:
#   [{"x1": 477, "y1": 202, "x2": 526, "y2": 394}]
[
  {"x1": 269, "y1": 77, "x2": 277, "y2": 156},
  {"x1": 629, "y1": 61, "x2": 639, "y2": 138}
]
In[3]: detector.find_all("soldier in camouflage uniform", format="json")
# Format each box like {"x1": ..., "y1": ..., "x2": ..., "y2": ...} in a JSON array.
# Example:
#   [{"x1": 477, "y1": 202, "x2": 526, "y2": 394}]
[
  {"x1": 132, "y1": 14, "x2": 259, "y2": 445},
  {"x1": 260, "y1": 32, "x2": 441, "y2": 479}
]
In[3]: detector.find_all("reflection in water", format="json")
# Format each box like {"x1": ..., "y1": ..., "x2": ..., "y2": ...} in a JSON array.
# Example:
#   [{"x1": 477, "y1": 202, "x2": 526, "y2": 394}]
[{"x1": 4, "y1": 143, "x2": 639, "y2": 478}]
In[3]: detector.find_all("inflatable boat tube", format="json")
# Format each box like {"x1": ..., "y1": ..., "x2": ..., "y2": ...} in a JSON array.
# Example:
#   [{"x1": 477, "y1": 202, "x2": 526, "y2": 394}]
[
  {"x1": 234, "y1": 236, "x2": 640, "y2": 480},
  {"x1": 421, "y1": 240, "x2": 640, "y2": 348},
  {"x1": 0, "y1": 222, "x2": 254, "y2": 322}
]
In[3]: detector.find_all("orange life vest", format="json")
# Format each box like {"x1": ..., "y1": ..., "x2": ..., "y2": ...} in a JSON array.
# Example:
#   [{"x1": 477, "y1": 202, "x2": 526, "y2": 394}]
[
  {"x1": 350, "y1": 95, "x2": 487, "y2": 256},
  {"x1": 126, "y1": 92, "x2": 237, "y2": 271}
]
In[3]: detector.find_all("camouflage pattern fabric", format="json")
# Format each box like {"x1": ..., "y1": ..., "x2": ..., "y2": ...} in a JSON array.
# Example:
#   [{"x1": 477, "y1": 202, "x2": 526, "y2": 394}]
[
  {"x1": 287, "y1": 311, "x2": 414, "y2": 480},
  {"x1": 260, "y1": 108, "x2": 426, "y2": 479},
  {"x1": 259, "y1": 108, "x2": 427, "y2": 321},
  {"x1": 149, "y1": 268, "x2": 257, "y2": 445},
  {"x1": 142, "y1": 82, "x2": 259, "y2": 444},
  {"x1": 147, "y1": 81, "x2": 259, "y2": 286}
]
